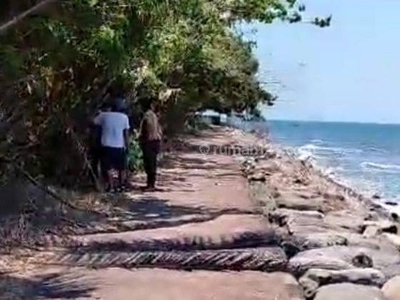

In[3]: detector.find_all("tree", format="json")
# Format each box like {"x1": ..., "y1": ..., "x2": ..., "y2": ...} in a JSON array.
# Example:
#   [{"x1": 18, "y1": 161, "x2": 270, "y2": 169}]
[{"x1": 0, "y1": 0, "x2": 331, "y2": 185}]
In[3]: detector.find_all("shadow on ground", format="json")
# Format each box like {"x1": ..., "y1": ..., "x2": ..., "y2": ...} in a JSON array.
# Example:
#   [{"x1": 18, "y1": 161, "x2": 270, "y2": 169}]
[{"x1": 0, "y1": 272, "x2": 95, "y2": 299}]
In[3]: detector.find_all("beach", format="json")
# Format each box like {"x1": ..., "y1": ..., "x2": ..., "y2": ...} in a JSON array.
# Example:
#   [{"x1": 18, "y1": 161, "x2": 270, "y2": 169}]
[{"x1": 2, "y1": 125, "x2": 400, "y2": 299}]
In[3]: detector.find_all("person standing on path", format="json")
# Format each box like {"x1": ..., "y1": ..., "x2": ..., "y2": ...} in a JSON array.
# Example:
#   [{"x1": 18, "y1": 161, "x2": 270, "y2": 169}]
[
  {"x1": 94, "y1": 100, "x2": 130, "y2": 193},
  {"x1": 139, "y1": 97, "x2": 162, "y2": 191}
]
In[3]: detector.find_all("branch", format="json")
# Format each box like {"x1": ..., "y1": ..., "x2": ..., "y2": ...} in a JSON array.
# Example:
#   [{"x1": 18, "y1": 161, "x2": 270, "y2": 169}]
[{"x1": 0, "y1": 0, "x2": 55, "y2": 35}]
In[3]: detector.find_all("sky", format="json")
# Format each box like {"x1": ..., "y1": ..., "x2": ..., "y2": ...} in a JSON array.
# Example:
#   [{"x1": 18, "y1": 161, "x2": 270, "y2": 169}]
[{"x1": 246, "y1": 0, "x2": 400, "y2": 124}]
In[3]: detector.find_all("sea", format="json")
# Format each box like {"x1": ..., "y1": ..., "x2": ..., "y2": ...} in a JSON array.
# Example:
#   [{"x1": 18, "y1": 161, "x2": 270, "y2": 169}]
[{"x1": 229, "y1": 119, "x2": 400, "y2": 208}]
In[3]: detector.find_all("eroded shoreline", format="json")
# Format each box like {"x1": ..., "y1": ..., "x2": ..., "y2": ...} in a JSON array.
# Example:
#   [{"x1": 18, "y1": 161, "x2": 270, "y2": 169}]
[{"x1": 236, "y1": 126, "x2": 400, "y2": 299}]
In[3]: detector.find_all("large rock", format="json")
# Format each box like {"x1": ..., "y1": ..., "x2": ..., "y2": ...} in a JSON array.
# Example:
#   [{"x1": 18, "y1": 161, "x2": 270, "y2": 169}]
[
  {"x1": 288, "y1": 246, "x2": 400, "y2": 277},
  {"x1": 299, "y1": 268, "x2": 386, "y2": 299},
  {"x1": 281, "y1": 231, "x2": 348, "y2": 254},
  {"x1": 314, "y1": 283, "x2": 387, "y2": 300},
  {"x1": 268, "y1": 209, "x2": 326, "y2": 234},
  {"x1": 382, "y1": 276, "x2": 400, "y2": 300},
  {"x1": 323, "y1": 210, "x2": 365, "y2": 233},
  {"x1": 382, "y1": 263, "x2": 400, "y2": 278},
  {"x1": 340, "y1": 232, "x2": 399, "y2": 252},
  {"x1": 247, "y1": 173, "x2": 266, "y2": 182},
  {"x1": 363, "y1": 220, "x2": 398, "y2": 234},
  {"x1": 274, "y1": 191, "x2": 324, "y2": 212},
  {"x1": 382, "y1": 233, "x2": 400, "y2": 250}
]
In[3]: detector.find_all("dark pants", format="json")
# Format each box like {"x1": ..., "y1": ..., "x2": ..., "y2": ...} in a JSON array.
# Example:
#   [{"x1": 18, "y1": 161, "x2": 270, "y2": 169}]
[
  {"x1": 141, "y1": 140, "x2": 160, "y2": 188},
  {"x1": 101, "y1": 146, "x2": 127, "y2": 172},
  {"x1": 90, "y1": 146, "x2": 107, "y2": 180}
]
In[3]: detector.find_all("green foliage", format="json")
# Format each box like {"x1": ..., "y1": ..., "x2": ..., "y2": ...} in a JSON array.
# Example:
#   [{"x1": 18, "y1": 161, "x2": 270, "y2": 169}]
[
  {"x1": 127, "y1": 138, "x2": 143, "y2": 173},
  {"x1": 0, "y1": 0, "x2": 330, "y2": 185}
]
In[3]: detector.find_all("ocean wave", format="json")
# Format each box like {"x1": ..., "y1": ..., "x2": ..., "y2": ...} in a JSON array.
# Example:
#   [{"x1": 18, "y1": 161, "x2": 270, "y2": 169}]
[
  {"x1": 298, "y1": 143, "x2": 362, "y2": 156},
  {"x1": 361, "y1": 162, "x2": 400, "y2": 173},
  {"x1": 366, "y1": 147, "x2": 388, "y2": 154},
  {"x1": 310, "y1": 139, "x2": 325, "y2": 145}
]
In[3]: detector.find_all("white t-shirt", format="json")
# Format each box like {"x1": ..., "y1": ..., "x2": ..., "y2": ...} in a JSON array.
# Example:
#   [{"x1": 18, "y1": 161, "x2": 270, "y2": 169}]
[{"x1": 94, "y1": 112, "x2": 130, "y2": 148}]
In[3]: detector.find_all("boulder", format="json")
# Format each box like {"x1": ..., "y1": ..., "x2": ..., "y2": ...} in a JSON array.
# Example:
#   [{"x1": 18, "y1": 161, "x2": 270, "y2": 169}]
[
  {"x1": 299, "y1": 268, "x2": 386, "y2": 299},
  {"x1": 323, "y1": 210, "x2": 365, "y2": 233},
  {"x1": 274, "y1": 192, "x2": 324, "y2": 212},
  {"x1": 247, "y1": 172, "x2": 266, "y2": 182},
  {"x1": 288, "y1": 246, "x2": 400, "y2": 277},
  {"x1": 382, "y1": 263, "x2": 400, "y2": 278},
  {"x1": 268, "y1": 209, "x2": 325, "y2": 230},
  {"x1": 382, "y1": 276, "x2": 400, "y2": 300},
  {"x1": 340, "y1": 232, "x2": 398, "y2": 252},
  {"x1": 363, "y1": 220, "x2": 398, "y2": 234},
  {"x1": 281, "y1": 231, "x2": 348, "y2": 254},
  {"x1": 314, "y1": 283, "x2": 387, "y2": 300},
  {"x1": 322, "y1": 192, "x2": 346, "y2": 202},
  {"x1": 288, "y1": 254, "x2": 354, "y2": 277},
  {"x1": 363, "y1": 226, "x2": 381, "y2": 238},
  {"x1": 382, "y1": 233, "x2": 400, "y2": 250}
]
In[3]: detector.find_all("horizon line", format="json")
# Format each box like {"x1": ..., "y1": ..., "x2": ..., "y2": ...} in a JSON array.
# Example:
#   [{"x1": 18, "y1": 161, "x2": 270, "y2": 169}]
[{"x1": 265, "y1": 118, "x2": 400, "y2": 126}]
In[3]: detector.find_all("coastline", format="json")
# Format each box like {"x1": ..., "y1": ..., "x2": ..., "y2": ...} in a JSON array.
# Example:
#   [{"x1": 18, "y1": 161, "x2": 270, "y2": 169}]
[
  {"x1": 238, "y1": 124, "x2": 400, "y2": 298},
  {"x1": 242, "y1": 125, "x2": 399, "y2": 220},
  {"x1": 2, "y1": 125, "x2": 400, "y2": 299}
]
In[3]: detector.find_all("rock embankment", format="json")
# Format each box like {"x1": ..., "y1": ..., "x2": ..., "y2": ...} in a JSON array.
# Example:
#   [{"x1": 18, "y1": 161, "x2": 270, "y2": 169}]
[{"x1": 242, "y1": 130, "x2": 400, "y2": 300}]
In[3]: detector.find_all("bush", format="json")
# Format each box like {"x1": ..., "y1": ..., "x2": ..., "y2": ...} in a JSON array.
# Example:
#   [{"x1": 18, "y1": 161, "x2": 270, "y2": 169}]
[{"x1": 127, "y1": 137, "x2": 143, "y2": 173}]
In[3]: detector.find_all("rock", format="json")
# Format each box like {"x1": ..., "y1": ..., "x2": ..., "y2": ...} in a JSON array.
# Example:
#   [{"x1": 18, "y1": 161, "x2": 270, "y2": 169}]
[
  {"x1": 248, "y1": 173, "x2": 266, "y2": 182},
  {"x1": 392, "y1": 213, "x2": 399, "y2": 222},
  {"x1": 385, "y1": 201, "x2": 397, "y2": 206},
  {"x1": 322, "y1": 192, "x2": 345, "y2": 202},
  {"x1": 287, "y1": 246, "x2": 400, "y2": 277},
  {"x1": 281, "y1": 231, "x2": 348, "y2": 254},
  {"x1": 341, "y1": 232, "x2": 398, "y2": 252},
  {"x1": 373, "y1": 194, "x2": 381, "y2": 200},
  {"x1": 263, "y1": 150, "x2": 277, "y2": 159},
  {"x1": 323, "y1": 210, "x2": 365, "y2": 233},
  {"x1": 382, "y1": 233, "x2": 400, "y2": 250},
  {"x1": 268, "y1": 209, "x2": 325, "y2": 229},
  {"x1": 363, "y1": 220, "x2": 398, "y2": 234},
  {"x1": 297, "y1": 191, "x2": 321, "y2": 199},
  {"x1": 314, "y1": 283, "x2": 387, "y2": 300},
  {"x1": 299, "y1": 268, "x2": 386, "y2": 299},
  {"x1": 288, "y1": 254, "x2": 355, "y2": 277},
  {"x1": 382, "y1": 275, "x2": 400, "y2": 300},
  {"x1": 383, "y1": 262, "x2": 400, "y2": 278},
  {"x1": 363, "y1": 226, "x2": 381, "y2": 238},
  {"x1": 274, "y1": 193, "x2": 324, "y2": 212}
]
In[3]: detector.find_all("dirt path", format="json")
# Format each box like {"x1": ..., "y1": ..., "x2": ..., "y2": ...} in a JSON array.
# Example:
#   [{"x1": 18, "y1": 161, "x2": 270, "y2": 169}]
[{"x1": 1, "y1": 127, "x2": 303, "y2": 300}]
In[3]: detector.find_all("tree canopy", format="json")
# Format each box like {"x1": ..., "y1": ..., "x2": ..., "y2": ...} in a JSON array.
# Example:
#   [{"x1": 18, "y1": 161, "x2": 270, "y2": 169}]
[{"x1": 0, "y1": 0, "x2": 331, "y2": 185}]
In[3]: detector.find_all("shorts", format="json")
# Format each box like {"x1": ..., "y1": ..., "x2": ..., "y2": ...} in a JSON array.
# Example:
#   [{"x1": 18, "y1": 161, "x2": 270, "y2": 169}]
[{"x1": 101, "y1": 146, "x2": 126, "y2": 172}]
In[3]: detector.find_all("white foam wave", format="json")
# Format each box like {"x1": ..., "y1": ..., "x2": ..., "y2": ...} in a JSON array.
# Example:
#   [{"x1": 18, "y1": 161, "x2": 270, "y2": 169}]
[
  {"x1": 298, "y1": 143, "x2": 362, "y2": 156},
  {"x1": 367, "y1": 147, "x2": 388, "y2": 154},
  {"x1": 310, "y1": 139, "x2": 325, "y2": 145},
  {"x1": 361, "y1": 162, "x2": 400, "y2": 173}
]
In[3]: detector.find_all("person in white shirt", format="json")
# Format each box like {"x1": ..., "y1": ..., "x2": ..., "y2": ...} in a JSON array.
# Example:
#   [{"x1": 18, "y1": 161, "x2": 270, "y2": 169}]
[{"x1": 94, "y1": 100, "x2": 130, "y2": 192}]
